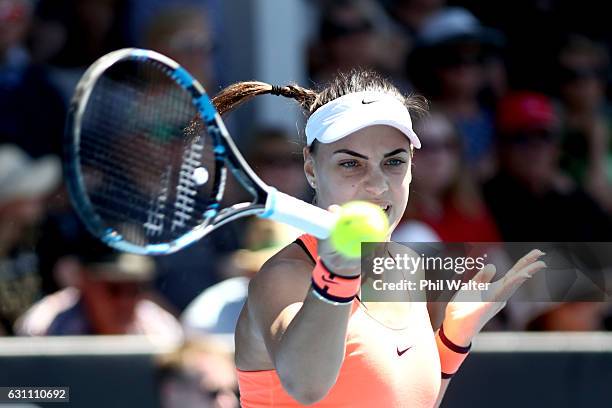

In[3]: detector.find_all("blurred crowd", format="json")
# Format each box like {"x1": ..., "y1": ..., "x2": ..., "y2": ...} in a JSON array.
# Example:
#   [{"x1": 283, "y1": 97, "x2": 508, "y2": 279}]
[{"x1": 1, "y1": 0, "x2": 612, "y2": 406}]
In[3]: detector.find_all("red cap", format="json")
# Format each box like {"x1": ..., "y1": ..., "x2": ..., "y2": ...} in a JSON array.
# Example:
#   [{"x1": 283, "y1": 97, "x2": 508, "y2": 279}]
[{"x1": 497, "y1": 92, "x2": 556, "y2": 134}]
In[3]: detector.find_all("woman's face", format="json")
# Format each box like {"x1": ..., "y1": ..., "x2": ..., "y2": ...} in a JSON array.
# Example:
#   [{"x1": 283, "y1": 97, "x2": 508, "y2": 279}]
[{"x1": 304, "y1": 125, "x2": 412, "y2": 232}]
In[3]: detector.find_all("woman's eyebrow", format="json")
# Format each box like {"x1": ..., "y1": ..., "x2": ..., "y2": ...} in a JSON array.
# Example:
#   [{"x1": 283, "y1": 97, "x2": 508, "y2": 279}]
[
  {"x1": 333, "y1": 149, "x2": 369, "y2": 159},
  {"x1": 332, "y1": 148, "x2": 408, "y2": 159},
  {"x1": 384, "y1": 148, "x2": 408, "y2": 157}
]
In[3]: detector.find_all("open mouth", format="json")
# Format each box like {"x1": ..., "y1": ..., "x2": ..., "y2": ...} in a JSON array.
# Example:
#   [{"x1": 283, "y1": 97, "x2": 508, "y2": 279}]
[
  {"x1": 383, "y1": 205, "x2": 391, "y2": 217},
  {"x1": 377, "y1": 204, "x2": 391, "y2": 216}
]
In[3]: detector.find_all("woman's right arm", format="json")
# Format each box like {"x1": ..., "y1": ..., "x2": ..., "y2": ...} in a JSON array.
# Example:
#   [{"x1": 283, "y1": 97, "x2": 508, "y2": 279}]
[{"x1": 247, "y1": 256, "x2": 355, "y2": 405}]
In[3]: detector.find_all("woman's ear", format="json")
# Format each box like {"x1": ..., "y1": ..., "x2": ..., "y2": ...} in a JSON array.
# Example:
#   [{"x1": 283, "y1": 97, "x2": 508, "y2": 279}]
[{"x1": 303, "y1": 146, "x2": 316, "y2": 189}]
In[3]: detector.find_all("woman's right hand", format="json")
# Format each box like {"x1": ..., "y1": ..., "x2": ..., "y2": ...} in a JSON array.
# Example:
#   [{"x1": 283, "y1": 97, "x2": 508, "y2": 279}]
[{"x1": 317, "y1": 205, "x2": 362, "y2": 277}]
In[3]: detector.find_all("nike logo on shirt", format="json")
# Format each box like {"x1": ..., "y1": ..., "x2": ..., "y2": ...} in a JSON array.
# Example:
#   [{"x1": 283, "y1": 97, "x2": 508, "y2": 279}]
[
  {"x1": 396, "y1": 346, "x2": 412, "y2": 356},
  {"x1": 361, "y1": 99, "x2": 377, "y2": 104},
  {"x1": 321, "y1": 275, "x2": 339, "y2": 284}
]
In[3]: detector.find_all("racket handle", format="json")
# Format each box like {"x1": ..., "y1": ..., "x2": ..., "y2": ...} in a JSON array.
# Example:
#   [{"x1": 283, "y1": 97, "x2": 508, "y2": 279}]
[{"x1": 260, "y1": 188, "x2": 337, "y2": 239}]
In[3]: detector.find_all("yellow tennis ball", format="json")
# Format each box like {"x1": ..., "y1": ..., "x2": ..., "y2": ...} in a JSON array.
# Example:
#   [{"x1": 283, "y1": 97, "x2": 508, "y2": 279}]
[{"x1": 330, "y1": 201, "x2": 389, "y2": 258}]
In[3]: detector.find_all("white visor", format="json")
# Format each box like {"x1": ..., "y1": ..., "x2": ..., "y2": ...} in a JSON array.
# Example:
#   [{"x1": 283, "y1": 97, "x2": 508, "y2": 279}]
[{"x1": 305, "y1": 91, "x2": 421, "y2": 149}]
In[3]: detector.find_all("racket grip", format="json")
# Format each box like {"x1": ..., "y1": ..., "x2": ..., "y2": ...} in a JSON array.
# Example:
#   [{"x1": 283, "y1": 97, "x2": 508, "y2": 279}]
[{"x1": 260, "y1": 188, "x2": 337, "y2": 239}]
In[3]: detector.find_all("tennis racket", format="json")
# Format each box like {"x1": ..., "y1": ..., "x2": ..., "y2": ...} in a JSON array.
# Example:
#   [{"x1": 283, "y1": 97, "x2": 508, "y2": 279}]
[{"x1": 64, "y1": 48, "x2": 342, "y2": 255}]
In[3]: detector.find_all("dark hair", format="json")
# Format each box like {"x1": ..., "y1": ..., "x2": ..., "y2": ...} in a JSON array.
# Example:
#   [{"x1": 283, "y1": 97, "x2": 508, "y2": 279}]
[{"x1": 212, "y1": 69, "x2": 428, "y2": 153}]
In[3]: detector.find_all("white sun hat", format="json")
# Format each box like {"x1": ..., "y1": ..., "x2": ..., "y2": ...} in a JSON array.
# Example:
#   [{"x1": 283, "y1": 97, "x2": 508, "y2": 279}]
[
  {"x1": 0, "y1": 145, "x2": 61, "y2": 205},
  {"x1": 305, "y1": 91, "x2": 421, "y2": 149}
]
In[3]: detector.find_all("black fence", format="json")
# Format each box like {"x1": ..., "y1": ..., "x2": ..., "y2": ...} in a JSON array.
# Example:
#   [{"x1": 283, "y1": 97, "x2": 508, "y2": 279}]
[{"x1": 0, "y1": 334, "x2": 610, "y2": 408}]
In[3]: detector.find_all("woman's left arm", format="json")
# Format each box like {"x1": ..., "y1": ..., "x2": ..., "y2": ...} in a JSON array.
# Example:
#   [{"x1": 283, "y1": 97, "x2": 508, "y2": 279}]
[{"x1": 434, "y1": 249, "x2": 547, "y2": 405}]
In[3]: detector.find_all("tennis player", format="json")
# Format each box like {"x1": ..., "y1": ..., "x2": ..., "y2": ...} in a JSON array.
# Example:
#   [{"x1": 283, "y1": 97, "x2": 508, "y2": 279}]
[{"x1": 213, "y1": 70, "x2": 546, "y2": 407}]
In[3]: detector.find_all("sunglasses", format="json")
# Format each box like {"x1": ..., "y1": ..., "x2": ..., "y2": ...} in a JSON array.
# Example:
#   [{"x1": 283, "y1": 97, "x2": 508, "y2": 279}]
[
  {"x1": 103, "y1": 281, "x2": 147, "y2": 297},
  {"x1": 502, "y1": 130, "x2": 557, "y2": 146},
  {"x1": 419, "y1": 140, "x2": 460, "y2": 153},
  {"x1": 437, "y1": 53, "x2": 484, "y2": 68},
  {"x1": 321, "y1": 20, "x2": 373, "y2": 40},
  {"x1": 559, "y1": 66, "x2": 607, "y2": 83}
]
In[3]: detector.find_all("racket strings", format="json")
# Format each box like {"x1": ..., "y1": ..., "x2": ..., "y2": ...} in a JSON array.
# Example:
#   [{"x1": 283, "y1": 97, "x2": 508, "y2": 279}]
[{"x1": 78, "y1": 59, "x2": 218, "y2": 246}]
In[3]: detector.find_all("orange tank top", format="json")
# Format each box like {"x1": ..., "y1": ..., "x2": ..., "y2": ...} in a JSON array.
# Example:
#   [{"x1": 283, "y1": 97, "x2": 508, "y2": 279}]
[{"x1": 237, "y1": 234, "x2": 441, "y2": 407}]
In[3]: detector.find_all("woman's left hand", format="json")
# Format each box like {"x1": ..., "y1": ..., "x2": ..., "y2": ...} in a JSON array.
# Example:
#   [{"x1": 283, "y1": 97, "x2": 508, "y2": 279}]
[{"x1": 441, "y1": 249, "x2": 547, "y2": 346}]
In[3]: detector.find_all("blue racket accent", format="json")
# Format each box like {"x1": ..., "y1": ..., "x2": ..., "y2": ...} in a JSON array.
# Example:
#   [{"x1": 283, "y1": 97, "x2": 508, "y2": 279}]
[
  {"x1": 195, "y1": 95, "x2": 217, "y2": 122},
  {"x1": 259, "y1": 187, "x2": 277, "y2": 219},
  {"x1": 108, "y1": 239, "x2": 172, "y2": 256},
  {"x1": 130, "y1": 49, "x2": 153, "y2": 60},
  {"x1": 204, "y1": 209, "x2": 218, "y2": 218},
  {"x1": 172, "y1": 67, "x2": 194, "y2": 88},
  {"x1": 104, "y1": 229, "x2": 122, "y2": 242}
]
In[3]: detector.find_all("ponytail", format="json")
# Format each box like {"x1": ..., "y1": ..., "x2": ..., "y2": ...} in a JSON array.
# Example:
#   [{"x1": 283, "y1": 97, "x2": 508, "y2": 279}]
[{"x1": 212, "y1": 81, "x2": 317, "y2": 116}]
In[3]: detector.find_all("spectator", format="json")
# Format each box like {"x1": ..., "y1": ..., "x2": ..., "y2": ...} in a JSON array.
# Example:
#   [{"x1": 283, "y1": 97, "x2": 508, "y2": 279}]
[
  {"x1": 395, "y1": 111, "x2": 501, "y2": 242},
  {"x1": 309, "y1": 0, "x2": 408, "y2": 84},
  {"x1": 0, "y1": 0, "x2": 66, "y2": 158},
  {"x1": 182, "y1": 218, "x2": 300, "y2": 338},
  {"x1": 556, "y1": 34, "x2": 612, "y2": 213},
  {"x1": 15, "y1": 247, "x2": 183, "y2": 343},
  {"x1": 0, "y1": 145, "x2": 61, "y2": 334},
  {"x1": 408, "y1": 7, "x2": 505, "y2": 179},
  {"x1": 508, "y1": 287, "x2": 610, "y2": 331},
  {"x1": 144, "y1": 4, "x2": 216, "y2": 91},
  {"x1": 484, "y1": 91, "x2": 612, "y2": 241},
  {"x1": 526, "y1": 302, "x2": 609, "y2": 331},
  {"x1": 246, "y1": 128, "x2": 311, "y2": 201},
  {"x1": 384, "y1": 0, "x2": 445, "y2": 36},
  {"x1": 31, "y1": 0, "x2": 132, "y2": 68},
  {"x1": 157, "y1": 339, "x2": 239, "y2": 408}
]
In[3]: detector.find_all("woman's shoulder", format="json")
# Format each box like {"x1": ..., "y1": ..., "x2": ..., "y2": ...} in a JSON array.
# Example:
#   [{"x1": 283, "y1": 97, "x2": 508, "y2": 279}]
[
  {"x1": 235, "y1": 241, "x2": 316, "y2": 370},
  {"x1": 248, "y1": 241, "x2": 316, "y2": 296}
]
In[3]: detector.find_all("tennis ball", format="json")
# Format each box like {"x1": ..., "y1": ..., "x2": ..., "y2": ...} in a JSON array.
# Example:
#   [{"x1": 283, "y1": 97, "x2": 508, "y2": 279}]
[{"x1": 330, "y1": 201, "x2": 389, "y2": 258}]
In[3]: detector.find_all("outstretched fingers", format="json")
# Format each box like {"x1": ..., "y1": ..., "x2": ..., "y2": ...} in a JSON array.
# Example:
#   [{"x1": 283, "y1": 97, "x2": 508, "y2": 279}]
[
  {"x1": 507, "y1": 249, "x2": 545, "y2": 276},
  {"x1": 493, "y1": 252, "x2": 547, "y2": 302}
]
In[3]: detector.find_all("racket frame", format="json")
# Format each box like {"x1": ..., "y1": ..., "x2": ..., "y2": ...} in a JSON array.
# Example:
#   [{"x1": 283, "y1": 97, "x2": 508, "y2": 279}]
[{"x1": 66, "y1": 48, "x2": 335, "y2": 255}]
